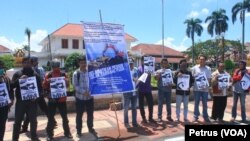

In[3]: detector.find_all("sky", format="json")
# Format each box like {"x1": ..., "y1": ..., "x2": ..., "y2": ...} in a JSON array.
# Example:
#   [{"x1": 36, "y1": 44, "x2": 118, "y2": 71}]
[{"x1": 0, "y1": 0, "x2": 250, "y2": 52}]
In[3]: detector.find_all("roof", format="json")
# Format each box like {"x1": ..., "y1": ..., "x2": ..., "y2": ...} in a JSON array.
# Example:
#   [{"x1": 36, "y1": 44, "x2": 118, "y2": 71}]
[
  {"x1": 0, "y1": 45, "x2": 12, "y2": 52},
  {"x1": 51, "y1": 23, "x2": 137, "y2": 41},
  {"x1": 155, "y1": 57, "x2": 184, "y2": 63},
  {"x1": 131, "y1": 43, "x2": 184, "y2": 57}
]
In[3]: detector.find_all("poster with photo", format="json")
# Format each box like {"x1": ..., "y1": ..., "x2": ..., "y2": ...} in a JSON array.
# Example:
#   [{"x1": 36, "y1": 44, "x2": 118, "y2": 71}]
[
  {"x1": 83, "y1": 22, "x2": 134, "y2": 95},
  {"x1": 0, "y1": 83, "x2": 10, "y2": 107},
  {"x1": 177, "y1": 74, "x2": 190, "y2": 91},
  {"x1": 19, "y1": 76, "x2": 39, "y2": 101},
  {"x1": 241, "y1": 73, "x2": 250, "y2": 90},
  {"x1": 218, "y1": 74, "x2": 230, "y2": 90},
  {"x1": 195, "y1": 72, "x2": 209, "y2": 90},
  {"x1": 162, "y1": 69, "x2": 173, "y2": 86},
  {"x1": 144, "y1": 56, "x2": 155, "y2": 73},
  {"x1": 50, "y1": 77, "x2": 67, "y2": 99}
]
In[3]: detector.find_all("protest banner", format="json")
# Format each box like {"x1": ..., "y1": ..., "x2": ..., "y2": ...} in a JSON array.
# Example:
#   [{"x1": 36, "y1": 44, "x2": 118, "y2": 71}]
[
  {"x1": 195, "y1": 72, "x2": 209, "y2": 90},
  {"x1": 19, "y1": 76, "x2": 39, "y2": 100},
  {"x1": 50, "y1": 77, "x2": 67, "y2": 99},
  {"x1": 0, "y1": 83, "x2": 10, "y2": 107},
  {"x1": 83, "y1": 22, "x2": 133, "y2": 95}
]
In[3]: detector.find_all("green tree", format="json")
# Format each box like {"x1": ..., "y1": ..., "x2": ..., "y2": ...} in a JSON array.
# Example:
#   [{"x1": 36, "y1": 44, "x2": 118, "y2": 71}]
[
  {"x1": 64, "y1": 52, "x2": 82, "y2": 72},
  {"x1": 232, "y1": 0, "x2": 250, "y2": 59},
  {"x1": 0, "y1": 55, "x2": 14, "y2": 70},
  {"x1": 205, "y1": 8, "x2": 229, "y2": 62},
  {"x1": 25, "y1": 28, "x2": 31, "y2": 58},
  {"x1": 184, "y1": 18, "x2": 203, "y2": 66}
]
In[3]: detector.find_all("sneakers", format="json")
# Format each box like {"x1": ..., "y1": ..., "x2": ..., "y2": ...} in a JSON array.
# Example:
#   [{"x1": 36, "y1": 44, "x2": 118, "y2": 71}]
[
  {"x1": 167, "y1": 117, "x2": 174, "y2": 122},
  {"x1": 158, "y1": 118, "x2": 163, "y2": 122},
  {"x1": 204, "y1": 118, "x2": 211, "y2": 123},
  {"x1": 192, "y1": 118, "x2": 199, "y2": 123},
  {"x1": 19, "y1": 128, "x2": 28, "y2": 133},
  {"x1": 89, "y1": 128, "x2": 97, "y2": 135},
  {"x1": 149, "y1": 118, "x2": 157, "y2": 123},
  {"x1": 141, "y1": 119, "x2": 147, "y2": 124},
  {"x1": 76, "y1": 133, "x2": 82, "y2": 138},
  {"x1": 184, "y1": 119, "x2": 189, "y2": 122},
  {"x1": 47, "y1": 137, "x2": 54, "y2": 141},
  {"x1": 133, "y1": 123, "x2": 140, "y2": 128},
  {"x1": 230, "y1": 118, "x2": 235, "y2": 122},
  {"x1": 125, "y1": 123, "x2": 131, "y2": 128},
  {"x1": 176, "y1": 119, "x2": 180, "y2": 122},
  {"x1": 65, "y1": 133, "x2": 73, "y2": 138}
]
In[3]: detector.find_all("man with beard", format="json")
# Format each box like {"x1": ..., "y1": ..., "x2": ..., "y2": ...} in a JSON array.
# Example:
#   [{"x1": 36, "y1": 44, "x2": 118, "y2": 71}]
[{"x1": 12, "y1": 57, "x2": 42, "y2": 141}]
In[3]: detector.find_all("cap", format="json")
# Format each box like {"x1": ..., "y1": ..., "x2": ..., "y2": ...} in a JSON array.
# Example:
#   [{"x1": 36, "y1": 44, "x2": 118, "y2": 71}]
[
  {"x1": 51, "y1": 59, "x2": 60, "y2": 68},
  {"x1": 30, "y1": 56, "x2": 38, "y2": 62}
]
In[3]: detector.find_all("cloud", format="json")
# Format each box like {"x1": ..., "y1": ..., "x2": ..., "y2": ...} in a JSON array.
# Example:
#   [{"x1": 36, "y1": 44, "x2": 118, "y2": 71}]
[
  {"x1": 187, "y1": 11, "x2": 199, "y2": 18},
  {"x1": 201, "y1": 8, "x2": 209, "y2": 15},
  {"x1": 187, "y1": 8, "x2": 209, "y2": 18},
  {"x1": 0, "y1": 29, "x2": 48, "y2": 52},
  {"x1": 201, "y1": 22, "x2": 209, "y2": 29},
  {"x1": 246, "y1": 13, "x2": 250, "y2": 17},
  {"x1": 155, "y1": 37, "x2": 189, "y2": 51}
]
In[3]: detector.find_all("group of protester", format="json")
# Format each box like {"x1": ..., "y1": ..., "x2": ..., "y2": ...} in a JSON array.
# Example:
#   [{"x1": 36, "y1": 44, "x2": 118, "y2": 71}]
[
  {"x1": 123, "y1": 54, "x2": 249, "y2": 129},
  {"x1": 0, "y1": 56, "x2": 96, "y2": 141},
  {"x1": 0, "y1": 54, "x2": 249, "y2": 141}
]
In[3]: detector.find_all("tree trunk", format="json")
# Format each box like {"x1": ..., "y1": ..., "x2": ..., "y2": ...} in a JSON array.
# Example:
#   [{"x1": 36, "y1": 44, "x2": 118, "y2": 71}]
[{"x1": 222, "y1": 36, "x2": 225, "y2": 62}]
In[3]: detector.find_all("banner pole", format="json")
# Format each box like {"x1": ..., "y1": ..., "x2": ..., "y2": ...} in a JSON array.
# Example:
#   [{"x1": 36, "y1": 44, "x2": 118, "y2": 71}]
[
  {"x1": 99, "y1": 9, "x2": 121, "y2": 138},
  {"x1": 111, "y1": 93, "x2": 121, "y2": 137}
]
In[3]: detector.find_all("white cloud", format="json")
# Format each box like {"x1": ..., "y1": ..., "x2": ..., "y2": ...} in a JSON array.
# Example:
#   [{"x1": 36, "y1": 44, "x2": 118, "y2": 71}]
[
  {"x1": 246, "y1": 13, "x2": 250, "y2": 17},
  {"x1": 0, "y1": 29, "x2": 47, "y2": 52},
  {"x1": 201, "y1": 8, "x2": 209, "y2": 15},
  {"x1": 155, "y1": 37, "x2": 188, "y2": 51},
  {"x1": 187, "y1": 8, "x2": 209, "y2": 18},
  {"x1": 201, "y1": 22, "x2": 209, "y2": 29},
  {"x1": 187, "y1": 11, "x2": 199, "y2": 18}
]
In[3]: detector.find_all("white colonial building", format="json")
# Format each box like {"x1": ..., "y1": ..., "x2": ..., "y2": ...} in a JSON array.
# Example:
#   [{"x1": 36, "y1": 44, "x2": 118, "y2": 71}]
[{"x1": 36, "y1": 23, "x2": 137, "y2": 67}]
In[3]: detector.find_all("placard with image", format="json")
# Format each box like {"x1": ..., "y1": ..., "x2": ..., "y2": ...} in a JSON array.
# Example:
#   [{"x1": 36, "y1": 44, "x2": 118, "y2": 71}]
[
  {"x1": 177, "y1": 74, "x2": 190, "y2": 91},
  {"x1": 162, "y1": 69, "x2": 173, "y2": 86},
  {"x1": 195, "y1": 72, "x2": 209, "y2": 90},
  {"x1": 19, "y1": 76, "x2": 39, "y2": 100},
  {"x1": 0, "y1": 83, "x2": 10, "y2": 107},
  {"x1": 50, "y1": 77, "x2": 67, "y2": 99}
]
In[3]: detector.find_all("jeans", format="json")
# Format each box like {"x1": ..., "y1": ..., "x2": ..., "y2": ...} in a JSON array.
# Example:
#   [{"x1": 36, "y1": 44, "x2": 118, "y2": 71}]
[
  {"x1": 138, "y1": 91, "x2": 153, "y2": 120},
  {"x1": 176, "y1": 94, "x2": 189, "y2": 120},
  {"x1": 12, "y1": 100, "x2": 38, "y2": 141},
  {"x1": 231, "y1": 92, "x2": 246, "y2": 121},
  {"x1": 193, "y1": 91, "x2": 209, "y2": 120},
  {"x1": 75, "y1": 98, "x2": 94, "y2": 134},
  {"x1": 123, "y1": 92, "x2": 138, "y2": 125},
  {"x1": 0, "y1": 106, "x2": 8, "y2": 141},
  {"x1": 157, "y1": 89, "x2": 172, "y2": 119},
  {"x1": 46, "y1": 101, "x2": 70, "y2": 137}
]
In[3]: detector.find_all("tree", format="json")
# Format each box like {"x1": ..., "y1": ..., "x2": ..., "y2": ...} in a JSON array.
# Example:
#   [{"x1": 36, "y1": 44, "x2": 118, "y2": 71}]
[
  {"x1": 232, "y1": 0, "x2": 250, "y2": 59},
  {"x1": 64, "y1": 52, "x2": 82, "y2": 72},
  {"x1": 184, "y1": 18, "x2": 203, "y2": 66},
  {"x1": 205, "y1": 8, "x2": 229, "y2": 62},
  {"x1": 0, "y1": 55, "x2": 15, "y2": 70},
  {"x1": 25, "y1": 28, "x2": 31, "y2": 58}
]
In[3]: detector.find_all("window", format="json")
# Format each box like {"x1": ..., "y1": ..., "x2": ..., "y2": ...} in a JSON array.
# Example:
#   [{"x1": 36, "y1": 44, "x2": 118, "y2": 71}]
[
  {"x1": 82, "y1": 40, "x2": 85, "y2": 49},
  {"x1": 61, "y1": 39, "x2": 68, "y2": 48},
  {"x1": 72, "y1": 39, "x2": 79, "y2": 49}
]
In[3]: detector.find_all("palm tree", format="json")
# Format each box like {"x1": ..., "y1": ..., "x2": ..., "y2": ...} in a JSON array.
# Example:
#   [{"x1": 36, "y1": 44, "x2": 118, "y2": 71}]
[
  {"x1": 25, "y1": 28, "x2": 31, "y2": 58},
  {"x1": 184, "y1": 18, "x2": 203, "y2": 66},
  {"x1": 205, "y1": 8, "x2": 229, "y2": 62},
  {"x1": 232, "y1": 0, "x2": 250, "y2": 59}
]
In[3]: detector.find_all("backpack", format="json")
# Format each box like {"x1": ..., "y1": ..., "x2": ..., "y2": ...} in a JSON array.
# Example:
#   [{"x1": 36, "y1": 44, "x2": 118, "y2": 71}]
[{"x1": 76, "y1": 69, "x2": 80, "y2": 84}]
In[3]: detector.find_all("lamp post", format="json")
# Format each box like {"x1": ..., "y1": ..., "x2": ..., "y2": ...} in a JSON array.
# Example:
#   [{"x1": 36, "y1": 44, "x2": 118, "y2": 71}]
[{"x1": 161, "y1": 0, "x2": 165, "y2": 59}]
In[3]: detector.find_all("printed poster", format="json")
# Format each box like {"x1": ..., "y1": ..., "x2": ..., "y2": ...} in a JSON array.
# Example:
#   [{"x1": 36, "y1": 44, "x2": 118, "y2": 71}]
[
  {"x1": 0, "y1": 83, "x2": 10, "y2": 107},
  {"x1": 83, "y1": 22, "x2": 134, "y2": 95},
  {"x1": 162, "y1": 69, "x2": 173, "y2": 86},
  {"x1": 177, "y1": 74, "x2": 190, "y2": 91},
  {"x1": 50, "y1": 77, "x2": 67, "y2": 99},
  {"x1": 218, "y1": 74, "x2": 230, "y2": 90},
  {"x1": 144, "y1": 56, "x2": 155, "y2": 73},
  {"x1": 241, "y1": 73, "x2": 250, "y2": 90},
  {"x1": 19, "y1": 76, "x2": 39, "y2": 100},
  {"x1": 195, "y1": 72, "x2": 209, "y2": 90}
]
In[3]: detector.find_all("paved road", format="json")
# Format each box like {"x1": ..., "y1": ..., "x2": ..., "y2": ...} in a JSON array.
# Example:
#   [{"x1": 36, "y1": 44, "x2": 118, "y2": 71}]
[{"x1": 4, "y1": 94, "x2": 250, "y2": 141}]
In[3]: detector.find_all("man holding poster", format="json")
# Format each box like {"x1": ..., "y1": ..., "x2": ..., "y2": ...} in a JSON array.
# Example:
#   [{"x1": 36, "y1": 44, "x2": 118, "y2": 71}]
[
  {"x1": 231, "y1": 60, "x2": 249, "y2": 123},
  {"x1": 0, "y1": 60, "x2": 14, "y2": 141},
  {"x1": 155, "y1": 58, "x2": 174, "y2": 122},
  {"x1": 82, "y1": 22, "x2": 134, "y2": 95},
  {"x1": 211, "y1": 62, "x2": 231, "y2": 123},
  {"x1": 12, "y1": 57, "x2": 42, "y2": 141},
  {"x1": 173, "y1": 59, "x2": 193, "y2": 122},
  {"x1": 43, "y1": 59, "x2": 72, "y2": 141},
  {"x1": 191, "y1": 54, "x2": 212, "y2": 123}
]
